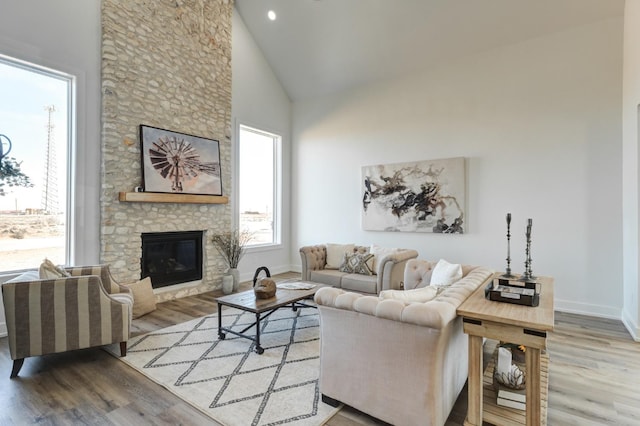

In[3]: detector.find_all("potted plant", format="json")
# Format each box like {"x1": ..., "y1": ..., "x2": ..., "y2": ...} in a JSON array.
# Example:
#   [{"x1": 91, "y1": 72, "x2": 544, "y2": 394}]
[{"x1": 211, "y1": 229, "x2": 252, "y2": 291}]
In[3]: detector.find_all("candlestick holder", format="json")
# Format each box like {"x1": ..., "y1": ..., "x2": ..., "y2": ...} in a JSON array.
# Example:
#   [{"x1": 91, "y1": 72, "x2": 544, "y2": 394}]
[
  {"x1": 500, "y1": 213, "x2": 517, "y2": 279},
  {"x1": 520, "y1": 218, "x2": 536, "y2": 282}
]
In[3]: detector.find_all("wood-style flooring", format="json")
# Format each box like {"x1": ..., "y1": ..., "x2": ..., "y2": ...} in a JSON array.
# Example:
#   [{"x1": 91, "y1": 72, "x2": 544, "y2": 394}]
[{"x1": 0, "y1": 272, "x2": 639, "y2": 425}]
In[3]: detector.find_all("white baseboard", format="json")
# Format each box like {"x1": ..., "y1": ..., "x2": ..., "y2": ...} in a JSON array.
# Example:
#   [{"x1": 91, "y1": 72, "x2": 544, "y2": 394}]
[
  {"x1": 556, "y1": 299, "x2": 640, "y2": 341},
  {"x1": 238, "y1": 264, "x2": 298, "y2": 284},
  {"x1": 622, "y1": 309, "x2": 640, "y2": 342},
  {"x1": 554, "y1": 298, "x2": 622, "y2": 320}
]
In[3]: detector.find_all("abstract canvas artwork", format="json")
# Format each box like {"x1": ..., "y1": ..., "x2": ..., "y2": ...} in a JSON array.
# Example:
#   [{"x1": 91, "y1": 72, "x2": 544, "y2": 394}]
[
  {"x1": 362, "y1": 157, "x2": 466, "y2": 233},
  {"x1": 140, "y1": 125, "x2": 222, "y2": 195}
]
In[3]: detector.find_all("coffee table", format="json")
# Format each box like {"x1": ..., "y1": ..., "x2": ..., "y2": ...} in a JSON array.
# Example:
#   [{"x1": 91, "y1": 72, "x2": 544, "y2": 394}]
[{"x1": 216, "y1": 282, "x2": 326, "y2": 354}]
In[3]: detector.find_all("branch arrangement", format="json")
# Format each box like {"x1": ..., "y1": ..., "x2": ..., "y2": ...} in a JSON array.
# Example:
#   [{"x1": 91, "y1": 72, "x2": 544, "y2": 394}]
[{"x1": 211, "y1": 229, "x2": 253, "y2": 269}]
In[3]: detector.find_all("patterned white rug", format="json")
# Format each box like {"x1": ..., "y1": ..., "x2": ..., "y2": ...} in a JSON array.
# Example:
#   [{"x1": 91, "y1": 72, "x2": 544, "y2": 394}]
[{"x1": 107, "y1": 305, "x2": 339, "y2": 426}]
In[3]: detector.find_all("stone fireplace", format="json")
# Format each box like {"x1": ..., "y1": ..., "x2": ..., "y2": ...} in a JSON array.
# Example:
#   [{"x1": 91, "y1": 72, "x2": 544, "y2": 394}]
[{"x1": 100, "y1": 0, "x2": 233, "y2": 302}]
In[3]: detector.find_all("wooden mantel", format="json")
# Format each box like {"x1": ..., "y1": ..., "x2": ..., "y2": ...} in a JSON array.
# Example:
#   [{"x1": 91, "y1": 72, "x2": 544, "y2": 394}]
[{"x1": 118, "y1": 192, "x2": 229, "y2": 204}]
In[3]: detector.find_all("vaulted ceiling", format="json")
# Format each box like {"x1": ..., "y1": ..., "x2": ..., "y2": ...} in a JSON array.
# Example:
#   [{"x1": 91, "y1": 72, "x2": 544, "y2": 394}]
[{"x1": 235, "y1": 0, "x2": 624, "y2": 102}]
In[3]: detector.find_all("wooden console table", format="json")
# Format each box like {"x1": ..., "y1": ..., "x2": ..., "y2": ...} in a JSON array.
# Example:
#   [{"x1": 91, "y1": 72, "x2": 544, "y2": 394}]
[{"x1": 457, "y1": 274, "x2": 554, "y2": 426}]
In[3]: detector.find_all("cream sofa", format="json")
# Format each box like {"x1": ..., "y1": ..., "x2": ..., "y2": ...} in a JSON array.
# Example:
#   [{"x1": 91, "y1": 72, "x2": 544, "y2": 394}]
[
  {"x1": 314, "y1": 259, "x2": 493, "y2": 426},
  {"x1": 299, "y1": 244, "x2": 418, "y2": 294}
]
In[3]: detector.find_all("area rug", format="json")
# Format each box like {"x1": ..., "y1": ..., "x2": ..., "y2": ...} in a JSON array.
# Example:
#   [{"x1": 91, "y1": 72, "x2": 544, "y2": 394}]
[{"x1": 106, "y1": 305, "x2": 340, "y2": 426}]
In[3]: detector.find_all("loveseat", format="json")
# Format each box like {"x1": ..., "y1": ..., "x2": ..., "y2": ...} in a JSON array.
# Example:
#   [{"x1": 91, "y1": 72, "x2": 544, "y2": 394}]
[
  {"x1": 299, "y1": 244, "x2": 418, "y2": 294},
  {"x1": 314, "y1": 259, "x2": 493, "y2": 426}
]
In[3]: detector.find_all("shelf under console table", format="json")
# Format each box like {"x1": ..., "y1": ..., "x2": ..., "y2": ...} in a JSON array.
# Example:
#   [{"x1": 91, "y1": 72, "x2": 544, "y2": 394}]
[{"x1": 482, "y1": 348, "x2": 549, "y2": 425}]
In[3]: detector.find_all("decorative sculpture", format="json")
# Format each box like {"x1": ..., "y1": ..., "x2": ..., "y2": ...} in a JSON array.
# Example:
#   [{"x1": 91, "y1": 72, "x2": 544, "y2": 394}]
[{"x1": 253, "y1": 266, "x2": 276, "y2": 299}]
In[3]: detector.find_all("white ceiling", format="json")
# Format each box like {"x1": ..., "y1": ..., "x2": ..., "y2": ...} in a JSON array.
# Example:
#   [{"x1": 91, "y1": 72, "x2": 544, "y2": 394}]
[{"x1": 235, "y1": 0, "x2": 624, "y2": 102}]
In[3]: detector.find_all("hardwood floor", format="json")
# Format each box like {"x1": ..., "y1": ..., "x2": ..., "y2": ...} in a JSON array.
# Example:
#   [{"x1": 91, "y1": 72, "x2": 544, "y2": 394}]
[{"x1": 1, "y1": 273, "x2": 638, "y2": 425}]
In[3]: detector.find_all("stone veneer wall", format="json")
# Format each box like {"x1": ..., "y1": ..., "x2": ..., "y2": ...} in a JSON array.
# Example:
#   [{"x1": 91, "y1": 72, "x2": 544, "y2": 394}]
[{"x1": 101, "y1": 0, "x2": 233, "y2": 301}]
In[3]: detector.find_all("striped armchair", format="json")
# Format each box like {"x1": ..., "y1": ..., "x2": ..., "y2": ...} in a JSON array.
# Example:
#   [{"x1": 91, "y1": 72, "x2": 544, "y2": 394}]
[{"x1": 1, "y1": 264, "x2": 133, "y2": 378}]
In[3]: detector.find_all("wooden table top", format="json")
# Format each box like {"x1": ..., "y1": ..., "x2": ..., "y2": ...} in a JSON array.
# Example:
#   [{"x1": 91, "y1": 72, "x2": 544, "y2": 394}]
[
  {"x1": 216, "y1": 282, "x2": 327, "y2": 313},
  {"x1": 457, "y1": 273, "x2": 555, "y2": 332}
]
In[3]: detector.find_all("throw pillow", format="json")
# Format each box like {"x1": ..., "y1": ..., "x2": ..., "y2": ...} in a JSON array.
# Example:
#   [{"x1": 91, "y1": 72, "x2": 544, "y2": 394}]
[
  {"x1": 379, "y1": 286, "x2": 438, "y2": 303},
  {"x1": 125, "y1": 277, "x2": 157, "y2": 319},
  {"x1": 369, "y1": 244, "x2": 400, "y2": 274},
  {"x1": 430, "y1": 259, "x2": 463, "y2": 286},
  {"x1": 326, "y1": 243, "x2": 355, "y2": 269},
  {"x1": 339, "y1": 253, "x2": 375, "y2": 275},
  {"x1": 39, "y1": 258, "x2": 71, "y2": 279}
]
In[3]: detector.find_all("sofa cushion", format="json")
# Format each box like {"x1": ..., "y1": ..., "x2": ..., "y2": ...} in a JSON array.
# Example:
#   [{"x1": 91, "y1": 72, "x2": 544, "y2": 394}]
[
  {"x1": 379, "y1": 286, "x2": 438, "y2": 303},
  {"x1": 341, "y1": 273, "x2": 378, "y2": 294},
  {"x1": 339, "y1": 252, "x2": 374, "y2": 275},
  {"x1": 310, "y1": 269, "x2": 347, "y2": 287},
  {"x1": 326, "y1": 243, "x2": 355, "y2": 269},
  {"x1": 430, "y1": 259, "x2": 463, "y2": 286}
]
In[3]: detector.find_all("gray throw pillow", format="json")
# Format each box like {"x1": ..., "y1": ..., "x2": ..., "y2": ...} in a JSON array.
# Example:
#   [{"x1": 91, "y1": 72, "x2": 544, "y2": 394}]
[{"x1": 339, "y1": 253, "x2": 375, "y2": 275}]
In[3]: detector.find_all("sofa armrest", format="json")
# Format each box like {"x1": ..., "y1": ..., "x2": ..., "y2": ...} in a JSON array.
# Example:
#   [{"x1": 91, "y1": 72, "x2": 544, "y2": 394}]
[
  {"x1": 299, "y1": 245, "x2": 327, "y2": 281},
  {"x1": 316, "y1": 266, "x2": 493, "y2": 329},
  {"x1": 66, "y1": 264, "x2": 131, "y2": 295},
  {"x1": 376, "y1": 249, "x2": 419, "y2": 292}
]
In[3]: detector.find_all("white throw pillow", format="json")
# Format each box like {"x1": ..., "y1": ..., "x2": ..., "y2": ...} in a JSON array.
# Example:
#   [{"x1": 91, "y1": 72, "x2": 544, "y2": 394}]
[
  {"x1": 325, "y1": 243, "x2": 355, "y2": 269},
  {"x1": 369, "y1": 244, "x2": 400, "y2": 274},
  {"x1": 379, "y1": 286, "x2": 438, "y2": 303},
  {"x1": 430, "y1": 259, "x2": 463, "y2": 286}
]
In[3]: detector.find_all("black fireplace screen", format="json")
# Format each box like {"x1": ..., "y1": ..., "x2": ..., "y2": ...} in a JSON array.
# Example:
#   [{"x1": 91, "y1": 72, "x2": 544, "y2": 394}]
[{"x1": 141, "y1": 231, "x2": 203, "y2": 288}]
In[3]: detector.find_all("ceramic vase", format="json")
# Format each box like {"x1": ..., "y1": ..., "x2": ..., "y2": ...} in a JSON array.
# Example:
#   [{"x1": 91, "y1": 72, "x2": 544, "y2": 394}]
[
  {"x1": 221, "y1": 274, "x2": 234, "y2": 294},
  {"x1": 229, "y1": 268, "x2": 240, "y2": 291}
]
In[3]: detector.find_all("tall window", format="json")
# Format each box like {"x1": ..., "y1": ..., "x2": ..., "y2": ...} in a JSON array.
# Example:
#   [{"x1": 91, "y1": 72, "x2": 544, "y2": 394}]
[
  {"x1": 0, "y1": 55, "x2": 73, "y2": 272},
  {"x1": 238, "y1": 124, "x2": 281, "y2": 247}
]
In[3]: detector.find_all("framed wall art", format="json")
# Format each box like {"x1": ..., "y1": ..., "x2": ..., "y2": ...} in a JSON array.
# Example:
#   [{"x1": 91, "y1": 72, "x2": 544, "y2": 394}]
[
  {"x1": 362, "y1": 157, "x2": 466, "y2": 233},
  {"x1": 140, "y1": 125, "x2": 222, "y2": 195}
]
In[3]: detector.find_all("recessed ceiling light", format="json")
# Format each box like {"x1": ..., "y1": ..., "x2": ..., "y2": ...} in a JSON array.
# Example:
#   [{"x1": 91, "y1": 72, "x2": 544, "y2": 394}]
[{"x1": 267, "y1": 10, "x2": 276, "y2": 21}]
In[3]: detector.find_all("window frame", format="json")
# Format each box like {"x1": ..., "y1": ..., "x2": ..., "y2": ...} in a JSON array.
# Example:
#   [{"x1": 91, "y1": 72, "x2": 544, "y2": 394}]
[
  {"x1": 235, "y1": 122, "x2": 282, "y2": 251},
  {"x1": 0, "y1": 53, "x2": 75, "y2": 272}
]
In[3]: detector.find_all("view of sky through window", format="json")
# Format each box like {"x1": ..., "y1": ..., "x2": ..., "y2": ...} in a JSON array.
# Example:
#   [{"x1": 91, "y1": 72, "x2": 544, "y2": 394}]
[
  {"x1": 239, "y1": 125, "x2": 278, "y2": 246},
  {"x1": 0, "y1": 58, "x2": 70, "y2": 271}
]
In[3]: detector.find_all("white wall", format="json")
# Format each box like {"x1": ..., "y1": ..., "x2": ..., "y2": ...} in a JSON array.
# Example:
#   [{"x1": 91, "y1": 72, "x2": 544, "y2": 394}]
[
  {"x1": 623, "y1": 0, "x2": 640, "y2": 341},
  {"x1": 0, "y1": 0, "x2": 102, "y2": 336},
  {"x1": 292, "y1": 18, "x2": 624, "y2": 319},
  {"x1": 0, "y1": 0, "x2": 102, "y2": 266},
  {"x1": 232, "y1": 9, "x2": 293, "y2": 282}
]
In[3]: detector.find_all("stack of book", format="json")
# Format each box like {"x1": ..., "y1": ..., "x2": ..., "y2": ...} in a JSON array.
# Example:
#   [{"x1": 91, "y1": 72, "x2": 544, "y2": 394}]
[
  {"x1": 485, "y1": 275, "x2": 540, "y2": 306},
  {"x1": 496, "y1": 382, "x2": 526, "y2": 411}
]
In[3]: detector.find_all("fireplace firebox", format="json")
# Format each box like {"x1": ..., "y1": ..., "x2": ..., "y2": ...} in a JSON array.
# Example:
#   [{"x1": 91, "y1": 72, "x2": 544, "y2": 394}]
[{"x1": 141, "y1": 231, "x2": 203, "y2": 288}]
